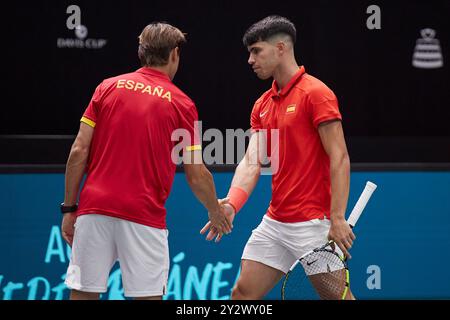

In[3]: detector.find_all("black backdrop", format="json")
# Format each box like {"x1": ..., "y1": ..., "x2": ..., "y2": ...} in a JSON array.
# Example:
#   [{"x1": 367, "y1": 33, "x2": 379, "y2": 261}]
[{"x1": 2, "y1": 0, "x2": 450, "y2": 163}]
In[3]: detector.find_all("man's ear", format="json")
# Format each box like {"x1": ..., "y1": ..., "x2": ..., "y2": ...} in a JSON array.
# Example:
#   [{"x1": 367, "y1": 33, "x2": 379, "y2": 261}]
[
  {"x1": 276, "y1": 41, "x2": 286, "y2": 55},
  {"x1": 171, "y1": 47, "x2": 180, "y2": 62}
]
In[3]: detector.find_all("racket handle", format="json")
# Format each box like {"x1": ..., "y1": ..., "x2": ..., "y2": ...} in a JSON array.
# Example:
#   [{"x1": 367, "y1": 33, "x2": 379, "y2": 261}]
[{"x1": 347, "y1": 181, "x2": 377, "y2": 228}]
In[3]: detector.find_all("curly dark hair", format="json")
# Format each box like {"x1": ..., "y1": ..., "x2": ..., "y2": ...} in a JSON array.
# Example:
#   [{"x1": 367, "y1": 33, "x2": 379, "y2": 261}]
[{"x1": 243, "y1": 15, "x2": 296, "y2": 47}]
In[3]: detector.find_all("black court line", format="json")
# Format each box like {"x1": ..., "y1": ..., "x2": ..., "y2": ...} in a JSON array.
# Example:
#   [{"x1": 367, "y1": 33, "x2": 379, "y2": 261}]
[
  {"x1": 1, "y1": 135, "x2": 450, "y2": 163},
  {"x1": 0, "y1": 163, "x2": 449, "y2": 174},
  {"x1": 0, "y1": 135, "x2": 76, "y2": 140}
]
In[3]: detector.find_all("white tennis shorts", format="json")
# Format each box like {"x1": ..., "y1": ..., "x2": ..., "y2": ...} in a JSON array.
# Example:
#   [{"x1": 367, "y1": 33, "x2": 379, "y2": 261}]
[
  {"x1": 64, "y1": 214, "x2": 169, "y2": 297},
  {"x1": 242, "y1": 215, "x2": 342, "y2": 274}
]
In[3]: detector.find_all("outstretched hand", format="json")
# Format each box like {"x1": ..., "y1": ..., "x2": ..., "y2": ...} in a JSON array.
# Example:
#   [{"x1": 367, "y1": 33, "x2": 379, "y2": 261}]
[
  {"x1": 201, "y1": 198, "x2": 236, "y2": 243},
  {"x1": 207, "y1": 198, "x2": 233, "y2": 235}
]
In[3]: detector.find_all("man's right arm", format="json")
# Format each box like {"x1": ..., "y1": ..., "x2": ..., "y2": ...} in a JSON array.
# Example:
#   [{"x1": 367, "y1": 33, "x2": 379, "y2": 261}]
[
  {"x1": 183, "y1": 149, "x2": 232, "y2": 234},
  {"x1": 200, "y1": 132, "x2": 265, "y2": 241},
  {"x1": 228, "y1": 131, "x2": 264, "y2": 203}
]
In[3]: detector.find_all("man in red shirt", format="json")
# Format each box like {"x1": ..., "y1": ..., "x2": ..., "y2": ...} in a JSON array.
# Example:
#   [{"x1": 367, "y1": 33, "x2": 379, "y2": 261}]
[
  {"x1": 61, "y1": 22, "x2": 231, "y2": 300},
  {"x1": 201, "y1": 16, "x2": 355, "y2": 299}
]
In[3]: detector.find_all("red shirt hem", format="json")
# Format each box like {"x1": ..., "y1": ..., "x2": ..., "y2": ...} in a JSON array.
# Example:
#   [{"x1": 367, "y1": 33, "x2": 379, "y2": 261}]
[
  {"x1": 266, "y1": 210, "x2": 330, "y2": 223},
  {"x1": 76, "y1": 209, "x2": 166, "y2": 229}
]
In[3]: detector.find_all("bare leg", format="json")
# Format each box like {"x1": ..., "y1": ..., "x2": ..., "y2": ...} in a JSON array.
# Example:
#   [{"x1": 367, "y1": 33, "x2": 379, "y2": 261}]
[
  {"x1": 70, "y1": 289, "x2": 100, "y2": 300},
  {"x1": 309, "y1": 269, "x2": 355, "y2": 300},
  {"x1": 231, "y1": 259, "x2": 285, "y2": 300}
]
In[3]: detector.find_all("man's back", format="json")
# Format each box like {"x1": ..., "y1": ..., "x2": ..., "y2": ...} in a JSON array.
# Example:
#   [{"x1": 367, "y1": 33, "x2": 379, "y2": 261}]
[{"x1": 77, "y1": 67, "x2": 199, "y2": 229}]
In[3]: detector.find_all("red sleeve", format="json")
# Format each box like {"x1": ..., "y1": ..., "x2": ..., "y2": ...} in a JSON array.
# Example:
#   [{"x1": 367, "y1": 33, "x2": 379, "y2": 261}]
[
  {"x1": 178, "y1": 100, "x2": 201, "y2": 151},
  {"x1": 308, "y1": 87, "x2": 342, "y2": 129},
  {"x1": 81, "y1": 82, "x2": 104, "y2": 128},
  {"x1": 250, "y1": 101, "x2": 262, "y2": 132}
]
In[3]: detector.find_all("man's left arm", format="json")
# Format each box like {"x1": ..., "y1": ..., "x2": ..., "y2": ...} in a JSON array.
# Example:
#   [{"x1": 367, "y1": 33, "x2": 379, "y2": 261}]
[
  {"x1": 64, "y1": 122, "x2": 94, "y2": 205},
  {"x1": 61, "y1": 122, "x2": 94, "y2": 246},
  {"x1": 318, "y1": 120, "x2": 355, "y2": 259}
]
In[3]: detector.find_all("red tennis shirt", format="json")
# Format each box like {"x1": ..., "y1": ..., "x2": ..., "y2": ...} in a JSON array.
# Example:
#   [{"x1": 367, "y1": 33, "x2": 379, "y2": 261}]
[
  {"x1": 251, "y1": 66, "x2": 342, "y2": 222},
  {"x1": 77, "y1": 67, "x2": 201, "y2": 229}
]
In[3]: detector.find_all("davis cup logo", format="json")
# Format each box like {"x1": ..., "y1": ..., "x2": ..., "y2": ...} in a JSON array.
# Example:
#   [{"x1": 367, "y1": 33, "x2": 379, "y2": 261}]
[{"x1": 57, "y1": 5, "x2": 107, "y2": 49}]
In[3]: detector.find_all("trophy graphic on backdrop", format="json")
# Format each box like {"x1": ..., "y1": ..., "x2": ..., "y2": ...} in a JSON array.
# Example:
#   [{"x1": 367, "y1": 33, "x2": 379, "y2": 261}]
[{"x1": 412, "y1": 28, "x2": 444, "y2": 69}]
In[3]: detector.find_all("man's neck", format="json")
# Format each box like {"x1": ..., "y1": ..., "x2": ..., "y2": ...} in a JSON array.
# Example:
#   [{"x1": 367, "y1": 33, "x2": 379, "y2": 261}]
[
  {"x1": 273, "y1": 60, "x2": 299, "y2": 91},
  {"x1": 145, "y1": 65, "x2": 172, "y2": 79}
]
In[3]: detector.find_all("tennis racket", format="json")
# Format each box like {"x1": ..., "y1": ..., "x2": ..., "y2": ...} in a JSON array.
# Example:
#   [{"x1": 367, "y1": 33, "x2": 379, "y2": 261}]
[{"x1": 281, "y1": 181, "x2": 377, "y2": 300}]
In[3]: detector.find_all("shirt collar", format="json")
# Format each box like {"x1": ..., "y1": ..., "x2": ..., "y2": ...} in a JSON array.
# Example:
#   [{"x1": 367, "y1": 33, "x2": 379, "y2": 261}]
[
  {"x1": 270, "y1": 66, "x2": 306, "y2": 97},
  {"x1": 136, "y1": 67, "x2": 171, "y2": 81}
]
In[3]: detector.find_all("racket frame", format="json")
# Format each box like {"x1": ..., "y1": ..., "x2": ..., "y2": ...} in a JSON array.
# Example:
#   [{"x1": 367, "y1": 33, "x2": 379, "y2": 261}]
[{"x1": 281, "y1": 181, "x2": 377, "y2": 300}]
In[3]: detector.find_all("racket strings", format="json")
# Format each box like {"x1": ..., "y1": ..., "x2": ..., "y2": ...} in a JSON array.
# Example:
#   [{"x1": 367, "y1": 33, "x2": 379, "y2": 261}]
[
  {"x1": 282, "y1": 249, "x2": 348, "y2": 300},
  {"x1": 301, "y1": 250, "x2": 348, "y2": 300}
]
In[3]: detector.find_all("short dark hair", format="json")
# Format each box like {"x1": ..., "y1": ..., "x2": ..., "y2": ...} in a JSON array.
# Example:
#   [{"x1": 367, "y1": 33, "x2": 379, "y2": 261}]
[
  {"x1": 242, "y1": 15, "x2": 296, "y2": 47},
  {"x1": 138, "y1": 22, "x2": 187, "y2": 67}
]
